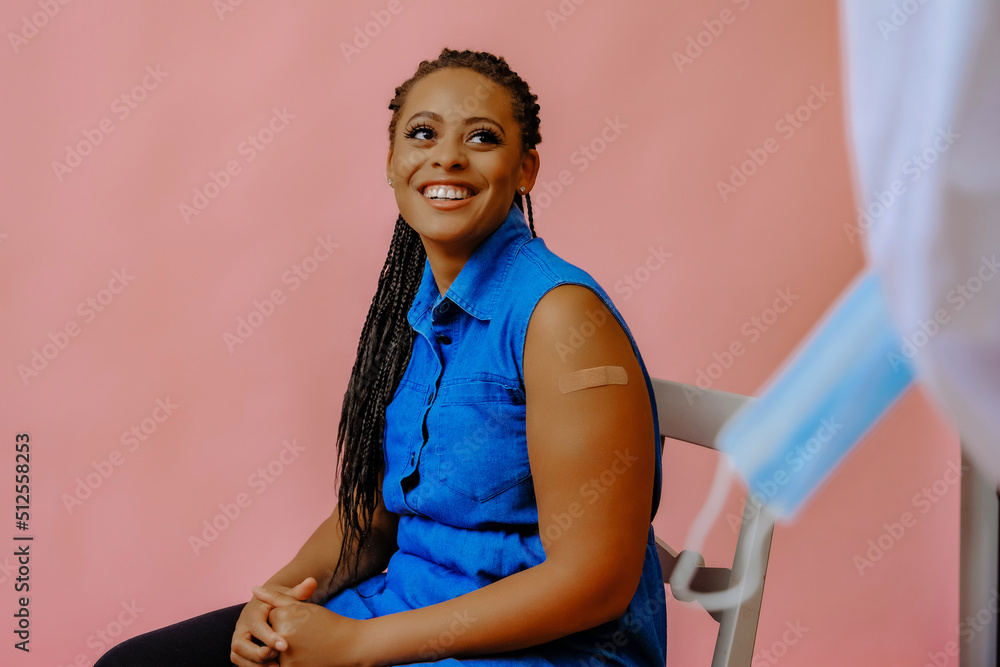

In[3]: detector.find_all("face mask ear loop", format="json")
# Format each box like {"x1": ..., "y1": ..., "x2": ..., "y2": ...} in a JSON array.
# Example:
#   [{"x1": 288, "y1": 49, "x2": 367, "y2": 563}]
[{"x1": 668, "y1": 454, "x2": 773, "y2": 611}]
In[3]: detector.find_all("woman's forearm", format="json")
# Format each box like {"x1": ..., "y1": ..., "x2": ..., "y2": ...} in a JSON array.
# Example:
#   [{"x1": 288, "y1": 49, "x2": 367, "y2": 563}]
[
  {"x1": 264, "y1": 501, "x2": 399, "y2": 604},
  {"x1": 358, "y1": 555, "x2": 635, "y2": 666}
]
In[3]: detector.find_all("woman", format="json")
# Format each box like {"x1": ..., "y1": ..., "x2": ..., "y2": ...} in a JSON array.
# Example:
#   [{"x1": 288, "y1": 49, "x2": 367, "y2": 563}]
[{"x1": 96, "y1": 47, "x2": 667, "y2": 666}]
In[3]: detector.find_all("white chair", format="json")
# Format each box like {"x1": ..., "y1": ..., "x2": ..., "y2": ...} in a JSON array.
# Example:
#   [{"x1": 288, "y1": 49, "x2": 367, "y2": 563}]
[{"x1": 650, "y1": 378, "x2": 775, "y2": 667}]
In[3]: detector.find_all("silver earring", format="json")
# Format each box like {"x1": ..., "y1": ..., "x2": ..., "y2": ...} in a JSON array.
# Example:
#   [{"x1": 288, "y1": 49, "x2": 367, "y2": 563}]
[
  {"x1": 388, "y1": 178, "x2": 393, "y2": 186},
  {"x1": 519, "y1": 186, "x2": 526, "y2": 193}
]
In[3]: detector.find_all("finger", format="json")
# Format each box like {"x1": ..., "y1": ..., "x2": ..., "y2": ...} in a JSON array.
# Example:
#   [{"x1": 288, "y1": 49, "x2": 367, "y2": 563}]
[
  {"x1": 252, "y1": 585, "x2": 298, "y2": 608},
  {"x1": 287, "y1": 576, "x2": 319, "y2": 601},
  {"x1": 250, "y1": 617, "x2": 288, "y2": 652},
  {"x1": 230, "y1": 647, "x2": 277, "y2": 667},
  {"x1": 230, "y1": 622, "x2": 288, "y2": 665},
  {"x1": 256, "y1": 642, "x2": 281, "y2": 664},
  {"x1": 232, "y1": 633, "x2": 281, "y2": 663}
]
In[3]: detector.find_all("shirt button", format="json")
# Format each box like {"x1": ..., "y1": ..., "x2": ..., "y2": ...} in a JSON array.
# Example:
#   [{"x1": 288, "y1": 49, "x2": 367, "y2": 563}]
[
  {"x1": 438, "y1": 301, "x2": 450, "y2": 313},
  {"x1": 436, "y1": 334, "x2": 451, "y2": 345}
]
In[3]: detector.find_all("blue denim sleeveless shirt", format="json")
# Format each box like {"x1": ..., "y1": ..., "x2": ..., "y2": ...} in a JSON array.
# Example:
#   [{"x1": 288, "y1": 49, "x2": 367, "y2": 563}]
[{"x1": 324, "y1": 203, "x2": 667, "y2": 666}]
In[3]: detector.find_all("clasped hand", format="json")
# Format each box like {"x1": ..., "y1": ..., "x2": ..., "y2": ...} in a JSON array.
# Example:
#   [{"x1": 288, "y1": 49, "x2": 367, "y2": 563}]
[{"x1": 229, "y1": 576, "x2": 371, "y2": 667}]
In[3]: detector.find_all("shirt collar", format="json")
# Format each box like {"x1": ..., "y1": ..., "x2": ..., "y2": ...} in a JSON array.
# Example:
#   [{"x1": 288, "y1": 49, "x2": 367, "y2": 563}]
[{"x1": 408, "y1": 203, "x2": 532, "y2": 326}]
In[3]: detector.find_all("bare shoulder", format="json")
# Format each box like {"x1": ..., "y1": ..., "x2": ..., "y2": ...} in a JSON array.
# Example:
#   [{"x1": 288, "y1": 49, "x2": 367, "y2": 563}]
[{"x1": 525, "y1": 283, "x2": 634, "y2": 369}]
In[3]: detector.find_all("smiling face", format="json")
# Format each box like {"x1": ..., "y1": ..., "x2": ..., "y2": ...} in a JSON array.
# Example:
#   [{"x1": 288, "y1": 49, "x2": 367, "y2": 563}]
[{"x1": 386, "y1": 67, "x2": 539, "y2": 263}]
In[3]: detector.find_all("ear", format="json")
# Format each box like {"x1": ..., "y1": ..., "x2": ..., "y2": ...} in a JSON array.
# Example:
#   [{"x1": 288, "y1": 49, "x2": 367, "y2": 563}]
[
  {"x1": 386, "y1": 147, "x2": 394, "y2": 184},
  {"x1": 518, "y1": 148, "x2": 541, "y2": 195}
]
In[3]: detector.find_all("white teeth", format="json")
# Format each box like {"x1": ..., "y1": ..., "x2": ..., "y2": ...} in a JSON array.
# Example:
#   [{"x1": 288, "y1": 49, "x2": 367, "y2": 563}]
[{"x1": 422, "y1": 184, "x2": 473, "y2": 200}]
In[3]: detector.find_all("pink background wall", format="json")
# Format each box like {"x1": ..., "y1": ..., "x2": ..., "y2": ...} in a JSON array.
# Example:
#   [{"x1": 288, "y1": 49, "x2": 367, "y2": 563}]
[{"x1": 1, "y1": 1, "x2": 959, "y2": 665}]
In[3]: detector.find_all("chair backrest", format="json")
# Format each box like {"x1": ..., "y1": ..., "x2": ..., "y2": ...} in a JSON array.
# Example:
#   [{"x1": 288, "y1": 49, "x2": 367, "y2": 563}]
[{"x1": 649, "y1": 377, "x2": 775, "y2": 667}]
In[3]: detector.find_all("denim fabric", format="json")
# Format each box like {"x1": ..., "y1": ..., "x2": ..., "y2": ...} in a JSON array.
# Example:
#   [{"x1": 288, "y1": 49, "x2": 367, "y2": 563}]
[{"x1": 325, "y1": 203, "x2": 666, "y2": 666}]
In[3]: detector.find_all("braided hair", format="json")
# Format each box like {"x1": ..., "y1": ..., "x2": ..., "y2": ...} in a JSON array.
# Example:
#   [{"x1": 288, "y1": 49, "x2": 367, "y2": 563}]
[{"x1": 330, "y1": 48, "x2": 543, "y2": 587}]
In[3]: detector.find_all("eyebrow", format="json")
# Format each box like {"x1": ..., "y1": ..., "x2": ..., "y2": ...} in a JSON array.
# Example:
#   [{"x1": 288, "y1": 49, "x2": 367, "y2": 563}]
[{"x1": 405, "y1": 111, "x2": 506, "y2": 136}]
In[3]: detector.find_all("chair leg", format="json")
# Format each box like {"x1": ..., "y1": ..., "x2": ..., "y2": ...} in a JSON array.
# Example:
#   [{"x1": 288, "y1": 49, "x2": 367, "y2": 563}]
[
  {"x1": 712, "y1": 499, "x2": 775, "y2": 667},
  {"x1": 959, "y1": 447, "x2": 998, "y2": 667}
]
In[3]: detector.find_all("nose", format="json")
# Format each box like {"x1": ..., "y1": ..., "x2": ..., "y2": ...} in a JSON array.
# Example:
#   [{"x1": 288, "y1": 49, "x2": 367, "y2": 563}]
[{"x1": 430, "y1": 130, "x2": 468, "y2": 170}]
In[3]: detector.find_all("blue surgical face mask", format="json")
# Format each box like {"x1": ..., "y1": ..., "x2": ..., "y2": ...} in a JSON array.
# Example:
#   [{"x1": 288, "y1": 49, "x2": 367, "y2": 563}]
[
  {"x1": 717, "y1": 270, "x2": 916, "y2": 519},
  {"x1": 670, "y1": 270, "x2": 916, "y2": 611}
]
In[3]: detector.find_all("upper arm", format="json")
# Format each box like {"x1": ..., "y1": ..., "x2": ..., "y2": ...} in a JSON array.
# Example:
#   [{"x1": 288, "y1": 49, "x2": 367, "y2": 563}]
[{"x1": 523, "y1": 284, "x2": 655, "y2": 616}]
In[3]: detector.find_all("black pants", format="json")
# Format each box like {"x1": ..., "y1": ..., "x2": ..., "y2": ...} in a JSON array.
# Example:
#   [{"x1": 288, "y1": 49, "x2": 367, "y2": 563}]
[{"x1": 94, "y1": 602, "x2": 249, "y2": 666}]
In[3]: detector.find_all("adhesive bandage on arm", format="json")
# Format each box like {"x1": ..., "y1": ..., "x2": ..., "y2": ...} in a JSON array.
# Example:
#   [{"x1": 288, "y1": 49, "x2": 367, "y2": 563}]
[{"x1": 558, "y1": 365, "x2": 628, "y2": 394}]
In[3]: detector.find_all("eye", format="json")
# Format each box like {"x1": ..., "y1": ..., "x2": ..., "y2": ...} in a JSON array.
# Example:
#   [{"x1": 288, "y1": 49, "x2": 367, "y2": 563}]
[
  {"x1": 469, "y1": 126, "x2": 502, "y2": 145},
  {"x1": 403, "y1": 124, "x2": 434, "y2": 141}
]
